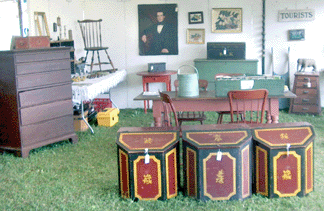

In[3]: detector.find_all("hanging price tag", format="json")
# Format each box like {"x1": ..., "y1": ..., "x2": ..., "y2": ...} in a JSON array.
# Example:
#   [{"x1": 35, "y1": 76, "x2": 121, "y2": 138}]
[
  {"x1": 307, "y1": 78, "x2": 311, "y2": 88},
  {"x1": 144, "y1": 148, "x2": 150, "y2": 164},
  {"x1": 286, "y1": 144, "x2": 291, "y2": 157},
  {"x1": 307, "y1": 81, "x2": 311, "y2": 88},
  {"x1": 216, "y1": 150, "x2": 222, "y2": 161}
]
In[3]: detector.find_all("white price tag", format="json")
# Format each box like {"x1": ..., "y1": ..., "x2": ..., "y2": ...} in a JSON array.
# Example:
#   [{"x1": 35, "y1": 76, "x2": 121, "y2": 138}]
[
  {"x1": 145, "y1": 154, "x2": 150, "y2": 164},
  {"x1": 216, "y1": 150, "x2": 222, "y2": 161},
  {"x1": 144, "y1": 148, "x2": 150, "y2": 164},
  {"x1": 241, "y1": 80, "x2": 254, "y2": 90},
  {"x1": 286, "y1": 144, "x2": 291, "y2": 157},
  {"x1": 307, "y1": 82, "x2": 311, "y2": 88}
]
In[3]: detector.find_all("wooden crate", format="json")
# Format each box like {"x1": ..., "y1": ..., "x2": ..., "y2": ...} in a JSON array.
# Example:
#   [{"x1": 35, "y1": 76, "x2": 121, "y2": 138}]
[
  {"x1": 251, "y1": 122, "x2": 314, "y2": 198},
  {"x1": 181, "y1": 124, "x2": 253, "y2": 201},
  {"x1": 116, "y1": 127, "x2": 180, "y2": 201},
  {"x1": 73, "y1": 111, "x2": 88, "y2": 132},
  {"x1": 15, "y1": 36, "x2": 50, "y2": 49}
]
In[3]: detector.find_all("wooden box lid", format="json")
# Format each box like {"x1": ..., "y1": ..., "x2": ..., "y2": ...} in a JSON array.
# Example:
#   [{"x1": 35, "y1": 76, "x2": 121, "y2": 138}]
[
  {"x1": 251, "y1": 122, "x2": 315, "y2": 148},
  {"x1": 117, "y1": 127, "x2": 179, "y2": 152},
  {"x1": 181, "y1": 124, "x2": 251, "y2": 148}
]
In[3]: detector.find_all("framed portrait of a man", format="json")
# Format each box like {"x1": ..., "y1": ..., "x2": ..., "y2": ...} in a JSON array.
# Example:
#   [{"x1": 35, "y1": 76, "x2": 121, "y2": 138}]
[{"x1": 138, "y1": 4, "x2": 178, "y2": 56}]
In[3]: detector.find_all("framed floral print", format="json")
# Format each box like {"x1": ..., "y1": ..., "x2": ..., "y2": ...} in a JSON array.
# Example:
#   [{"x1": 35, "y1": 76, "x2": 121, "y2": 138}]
[
  {"x1": 212, "y1": 8, "x2": 242, "y2": 33},
  {"x1": 187, "y1": 28, "x2": 205, "y2": 44}
]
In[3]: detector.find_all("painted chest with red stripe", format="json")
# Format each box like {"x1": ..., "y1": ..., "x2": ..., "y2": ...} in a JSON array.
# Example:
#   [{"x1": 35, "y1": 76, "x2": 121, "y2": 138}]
[
  {"x1": 181, "y1": 124, "x2": 253, "y2": 201},
  {"x1": 251, "y1": 122, "x2": 314, "y2": 198},
  {"x1": 116, "y1": 127, "x2": 179, "y2": 201}
]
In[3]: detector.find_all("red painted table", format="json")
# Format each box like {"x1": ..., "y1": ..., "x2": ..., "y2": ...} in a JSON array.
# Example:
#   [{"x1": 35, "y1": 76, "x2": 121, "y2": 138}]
[
  {"x1": 134, "y1": 91, "x2": 296, "y2": 126},
  {"x1": 136, "y1": 71, "x2": 177, "y2": 113}
]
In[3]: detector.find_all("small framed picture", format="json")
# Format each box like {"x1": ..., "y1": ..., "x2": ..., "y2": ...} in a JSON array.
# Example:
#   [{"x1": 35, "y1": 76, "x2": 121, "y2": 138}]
[
  {"x1": 187, "y1": 28, "x2": 205, "y2": 44},
  {"x1": 288, "y1": 29, "x2": 305, "y2": 41},
  {"x1": 188, "y1": 11, "x2": 204, "y2": 24},
  {"x1": 212, "y1": 8, "x2": 242, "y2": 33}
]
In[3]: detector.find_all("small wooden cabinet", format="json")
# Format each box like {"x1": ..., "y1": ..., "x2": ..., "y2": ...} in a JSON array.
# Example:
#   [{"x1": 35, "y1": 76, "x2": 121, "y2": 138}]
[
  {"x1": 289, "y1": 72, "x2": 321, "y2": 115},
  {"x1": 0, "y1": 48, "x2": 78, "y2": 157}
]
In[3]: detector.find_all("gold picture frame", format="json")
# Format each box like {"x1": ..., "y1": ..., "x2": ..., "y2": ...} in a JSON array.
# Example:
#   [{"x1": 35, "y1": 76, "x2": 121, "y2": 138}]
[
  {"x1": 187, "y1": 28, "x2": 205, "y2": 44},
  {"x1": 212, "y1": 8, "x2": 242, "y2": 33}
]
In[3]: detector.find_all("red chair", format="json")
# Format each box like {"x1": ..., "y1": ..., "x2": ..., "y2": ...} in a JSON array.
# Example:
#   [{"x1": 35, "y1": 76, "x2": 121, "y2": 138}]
[
  {"x1": 159, "y1": 91, "x2": 179, "y2": 127},
  {"x1": 215, "y1": 73, "x2": 244, "y2": 124},
  {"x1": 174, "y1": 79, "x2": 208, "y2": 125},
  {"x1": 227, "y1": 89, "x2": 269, "y2": 124}
]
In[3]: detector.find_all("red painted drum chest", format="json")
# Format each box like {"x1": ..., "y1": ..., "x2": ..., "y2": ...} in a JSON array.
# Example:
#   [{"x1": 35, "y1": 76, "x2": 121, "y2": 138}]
[
  {"x1": 251, "y1": 122, "x2": 315, "y2": 198},
  {"x1": 181, "y1": 124, "x2": 252, "y2": 201},
  {"x1": 116, "y1": 127, "x2": 179, "y2": 201}
]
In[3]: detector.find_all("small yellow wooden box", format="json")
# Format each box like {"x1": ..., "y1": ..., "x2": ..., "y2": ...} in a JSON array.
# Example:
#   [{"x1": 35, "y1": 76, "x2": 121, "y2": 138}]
[{"x1": 97, "y1": 108, "x2": 120, "y2": 127}]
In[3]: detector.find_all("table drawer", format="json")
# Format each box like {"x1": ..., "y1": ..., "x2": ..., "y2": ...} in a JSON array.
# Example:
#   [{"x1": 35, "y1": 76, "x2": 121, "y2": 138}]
[
  {"x1": 295, "y1": 89, "x2": 317, "y2": 96},
  {"x1": 293, "y1": 96, "x2": 319, "y2": 105},
  {"x1": 291, "y1": 104, "x2": 320, "y2": 114},
  {"x1": 14, "y1": 49, "x2": 69, "y2": 63},
  {"x1": 19, "y1": 84, "x2": 72, "y2": 107},
  {"x1": 20, "y1": 99, "x2": 72, "y2": 125},
  {"x1": 16, "y1": 59, "x2": 69, "y2": 75},
  {"x1": 143, "y1": 76, "x2": 169, "y2": 83},
  {"x1": 296, "y1": 81, "x2": 318, "y2": 89},
  {"x1": 17, "y1": 69, "x2": 71, "y2": 90},
  {"x1": 20, "y1": 115, "x2": 74, "y2": 147}
]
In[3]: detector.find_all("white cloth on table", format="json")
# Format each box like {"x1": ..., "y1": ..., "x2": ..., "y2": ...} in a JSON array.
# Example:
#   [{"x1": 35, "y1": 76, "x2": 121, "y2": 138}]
[{"x1": 72, "y1": 69, "x2": 127, "y2": 102}]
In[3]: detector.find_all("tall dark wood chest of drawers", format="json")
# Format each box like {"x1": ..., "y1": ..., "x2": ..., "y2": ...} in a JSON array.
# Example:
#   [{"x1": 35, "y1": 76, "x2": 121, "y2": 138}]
[
  {"x1": 289, "y1": 72, "x2": 321, "y2": 115},
  {"x1": 0, "y1": 48, "x2": 78, "y2": 157}
]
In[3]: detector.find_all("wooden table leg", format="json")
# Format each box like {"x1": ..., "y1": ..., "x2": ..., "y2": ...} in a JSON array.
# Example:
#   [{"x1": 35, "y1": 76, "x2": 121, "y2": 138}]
[
  {"x1": 266, "y1": 111, "x2": 272, "y2": 123},
  {"x1": 146, "y1": 83, "x2": 150, "y2": 111},
  {"x1": 143, "y1": 80, "x2": 147, "y2": 114},
  {"x1": 271, "y1": 115, "x2": 279, "y2": 124},
  {"x1": 269, "y1": 98, "x2": 279, "y2": 123},
  {"x1": 166, "y1": 76, "x2": 172, "y2": 91},
  {"x1": 153, "y1": 101, "x2": 162, "y2": 127}
]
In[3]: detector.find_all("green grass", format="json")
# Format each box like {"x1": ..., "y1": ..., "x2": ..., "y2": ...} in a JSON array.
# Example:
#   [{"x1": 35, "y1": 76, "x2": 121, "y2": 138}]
[{"x1": 0, "y1": 108, "x2": 324, "y2": 210}]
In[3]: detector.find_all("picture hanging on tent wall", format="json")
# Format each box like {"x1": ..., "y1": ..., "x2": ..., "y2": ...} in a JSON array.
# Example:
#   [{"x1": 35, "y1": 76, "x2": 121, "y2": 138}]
[
  {"x1": 288, "y1": 29, "x2": 305, "y2": 41},
  {"x1": 138, "y1": 4, "x2": 178, "y2": 56},
  {"x1": 187, "y1": 28, "x2": 205, "y2": 44},
  {"x1": 212, "y1": 8, "x2": 242, "y2": 33},
  {"x1": 188, "y1": 11, "x2": 204, "y2": 24}
]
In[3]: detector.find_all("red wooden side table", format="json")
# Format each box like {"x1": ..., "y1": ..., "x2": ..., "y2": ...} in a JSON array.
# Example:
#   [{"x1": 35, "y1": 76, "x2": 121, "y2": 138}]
[{"x1": 137, "y1": 70, "x2": 177, "y2": 113}]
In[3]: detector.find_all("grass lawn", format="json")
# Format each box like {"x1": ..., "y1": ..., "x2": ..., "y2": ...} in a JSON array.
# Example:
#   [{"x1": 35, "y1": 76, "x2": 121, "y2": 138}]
[{"x1": 0, "y1": 109, "x2": 323, "y2": 210}]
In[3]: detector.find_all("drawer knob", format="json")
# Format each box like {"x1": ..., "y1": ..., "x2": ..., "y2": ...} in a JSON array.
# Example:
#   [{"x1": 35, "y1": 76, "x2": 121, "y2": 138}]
[
  {"x1": 303, "y1": 91, "x2": 309, "y2": 94},
  {"x1": 302, "y1": 99, "x2": 310, "y2": 102},
  {"x1": 304, "y1": 77, "x2": 310, "y2": 81}
]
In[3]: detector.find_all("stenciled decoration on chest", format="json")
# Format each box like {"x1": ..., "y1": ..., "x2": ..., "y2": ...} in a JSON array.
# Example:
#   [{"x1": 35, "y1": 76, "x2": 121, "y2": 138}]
[{"x1": 278, "y1": 9, "x2": 315, "y2": 22}]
